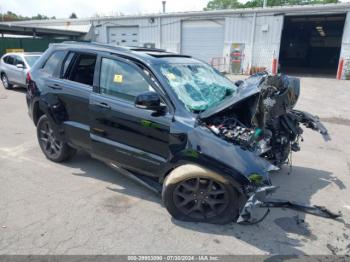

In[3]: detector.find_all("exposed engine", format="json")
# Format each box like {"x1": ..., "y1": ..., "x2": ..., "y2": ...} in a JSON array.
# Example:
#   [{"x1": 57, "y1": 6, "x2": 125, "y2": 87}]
[{"x1": 203, "y1": 73, "x2": 329, "y2": 166}]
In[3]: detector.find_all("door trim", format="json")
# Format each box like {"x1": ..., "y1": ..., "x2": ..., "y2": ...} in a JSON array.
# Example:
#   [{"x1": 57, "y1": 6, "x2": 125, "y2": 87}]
[{"x1": 90, "y1": 133, "x2": 167, "y2": 165}]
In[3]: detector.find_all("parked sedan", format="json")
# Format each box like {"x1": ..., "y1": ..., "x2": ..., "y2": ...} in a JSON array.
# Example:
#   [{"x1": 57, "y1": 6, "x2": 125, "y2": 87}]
[{"x1": 0, "y1": 52, "x2": 42, "y2": 89}]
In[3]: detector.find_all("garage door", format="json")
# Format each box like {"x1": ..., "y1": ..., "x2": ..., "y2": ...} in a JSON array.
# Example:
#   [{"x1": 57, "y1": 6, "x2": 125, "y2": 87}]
[
  {"x1": 181, "y1": 20, "x2": 224, "y2": 63},
  {"x1": 108, "y1": 26, "x2": 139, "y2": 46}
]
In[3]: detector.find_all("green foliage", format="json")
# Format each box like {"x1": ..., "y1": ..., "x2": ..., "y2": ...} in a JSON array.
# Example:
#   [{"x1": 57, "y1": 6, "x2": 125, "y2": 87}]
[
  {"x1": 0, "y1": 11, "x2": 56, "y2": 21},
  {"x1": 31, "y1": 14, "x2": 50, "y2": 20},
  {"x1": 204, "y1": 0, "x2": 243, "y2": 10},
  {"x1": 204, "y1": 0, "x2": 340, "y2": 10},
  {"x1": 69, "y1": 13, "x2": 78, "y2": 19}
]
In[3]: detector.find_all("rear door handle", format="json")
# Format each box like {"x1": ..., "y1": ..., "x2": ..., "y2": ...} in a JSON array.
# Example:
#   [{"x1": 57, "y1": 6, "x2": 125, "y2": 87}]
[
  {"x1": 94, "y1": 102, "x2": 111, "y2": 109},
  {"x1": 48, "y1": 83, "x2": 62, "y2": 90}
]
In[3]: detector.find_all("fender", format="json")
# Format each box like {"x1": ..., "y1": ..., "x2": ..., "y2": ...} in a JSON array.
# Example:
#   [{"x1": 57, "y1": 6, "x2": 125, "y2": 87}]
[
  {"x1": 161, "y1": 149, "x2": 251, "y2": 192},
  {"x1": 38, "y1": 94, "x2": 68, "y2": 141}
]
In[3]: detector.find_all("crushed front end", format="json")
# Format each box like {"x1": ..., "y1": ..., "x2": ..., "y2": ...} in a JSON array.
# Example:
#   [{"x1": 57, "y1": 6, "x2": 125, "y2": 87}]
[{"x1": 199, "y1": 72, "x2": 331, "y2": 223}]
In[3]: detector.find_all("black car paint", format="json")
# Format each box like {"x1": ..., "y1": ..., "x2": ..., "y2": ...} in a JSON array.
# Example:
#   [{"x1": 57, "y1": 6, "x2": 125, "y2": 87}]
[{"x1": 27, "y1": 44, "x2": 282, "y2": 200}]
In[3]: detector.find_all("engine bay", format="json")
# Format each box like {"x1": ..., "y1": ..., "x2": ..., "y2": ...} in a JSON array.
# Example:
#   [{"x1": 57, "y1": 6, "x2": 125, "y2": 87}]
[
  {"x1": 207, "y1": 117, "x2": 271, "y2": 154},
  {"x1": 201, "y1": 73, "x2": 329, "y2": 166}
]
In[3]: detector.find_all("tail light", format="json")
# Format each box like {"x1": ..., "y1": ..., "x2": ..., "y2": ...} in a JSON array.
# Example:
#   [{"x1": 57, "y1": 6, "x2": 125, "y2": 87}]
[
  {"x1": 26, "y1": 71, "x2": 35, "y2": 94},
  {"x1": 26, "y1": 72, "x2": 32, "y2": 83}
]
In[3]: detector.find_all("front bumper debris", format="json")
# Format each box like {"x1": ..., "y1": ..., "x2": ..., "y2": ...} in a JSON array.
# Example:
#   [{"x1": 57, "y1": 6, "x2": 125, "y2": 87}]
[
  {"x1": 237, "y1": 186, "x2": 277, "y2": 224},
  {"x1": 237, "y1": 186, "x2": 341, "y2": 225},
  {"x1": 292, "y1": 109, "x2": 331, "y2": 141}
]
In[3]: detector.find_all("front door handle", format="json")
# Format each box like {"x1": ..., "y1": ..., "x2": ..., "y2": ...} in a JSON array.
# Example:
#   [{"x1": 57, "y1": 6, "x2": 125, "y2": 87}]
[
  {"x1": 48, "y1": 83, "x2": 62, "y2": 90},
  {"x1": 94, "y1": 102, "x2": 111, "y2": 109}
]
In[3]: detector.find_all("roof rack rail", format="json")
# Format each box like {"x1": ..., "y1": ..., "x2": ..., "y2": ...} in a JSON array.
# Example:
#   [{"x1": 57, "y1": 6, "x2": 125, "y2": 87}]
[
  {"x1": 60, "y1": 41, "x2": 170, "y2": 54},
  {"x1": 61, "y1": 41, "x2": 130, "y2": 52},
  {"x1": 129, "y1": 47, "x2": 167, "y2": 52}
]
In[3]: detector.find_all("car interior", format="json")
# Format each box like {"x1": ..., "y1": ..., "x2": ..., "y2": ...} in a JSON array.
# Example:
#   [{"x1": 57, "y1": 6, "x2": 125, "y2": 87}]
[{"x1": 66, "y1": 53, "x2": 97, "y2": 86}]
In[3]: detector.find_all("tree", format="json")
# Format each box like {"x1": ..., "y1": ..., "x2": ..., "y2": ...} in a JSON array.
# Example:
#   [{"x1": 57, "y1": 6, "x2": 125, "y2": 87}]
[
  {"x1": 204, "y1": 0, "x2": 242, "y2": 10},
  {"x1": 204, "y1": 0, "x2": 340, "y2": 10},
  {"x1": 0, "y1": 10, "x2": 56, "y2": 21},
  {"x1": 69, "y1": 12, "x2": 77, "y2": 19},
  {"x1": 31, "y1": 14, "x2": 50, "y2": 20}
]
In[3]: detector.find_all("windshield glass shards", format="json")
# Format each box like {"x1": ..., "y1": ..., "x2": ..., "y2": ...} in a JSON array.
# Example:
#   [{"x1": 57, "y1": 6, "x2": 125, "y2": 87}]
[{"x1": 157, "y1": 63, "x2": 238, "y2": 112}]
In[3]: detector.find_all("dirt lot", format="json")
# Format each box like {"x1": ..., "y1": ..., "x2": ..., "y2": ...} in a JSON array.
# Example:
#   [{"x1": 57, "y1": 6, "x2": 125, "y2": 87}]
[{"x1": 0, "y1": 76, "x2": 350, "y2": 255}]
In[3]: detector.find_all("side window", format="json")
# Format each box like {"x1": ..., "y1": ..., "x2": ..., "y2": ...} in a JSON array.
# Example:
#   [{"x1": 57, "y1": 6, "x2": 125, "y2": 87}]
[
  {"x1": 99, "y1": 58, "x2": 154, "y2": 101},
  {"x1": 3, "y1": 56, "x2": 8, "y2": 63},
  {"x1": 42, "y1": 51, "x2": 65, "y2": 76},
  {"x1": 65, "y1": 53, "x2": 96, "y2": 86},
  {"x1": 6, "y1": 56, "x2": 15, "y2": 65},
  {"x1": 62, "y1": 52, "x2": 75, "y2": 77},
  {"x1": 15, "y1": 56, "x2": 25, "y2": 67}
]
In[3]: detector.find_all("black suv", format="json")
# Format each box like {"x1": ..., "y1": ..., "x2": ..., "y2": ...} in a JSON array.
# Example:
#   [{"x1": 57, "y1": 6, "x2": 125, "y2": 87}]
[{"x1": 27, "y1": 42, "x2": 329, "y2": 224}]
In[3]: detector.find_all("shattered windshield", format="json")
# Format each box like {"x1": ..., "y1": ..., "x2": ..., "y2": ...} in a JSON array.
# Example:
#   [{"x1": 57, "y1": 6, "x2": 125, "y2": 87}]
[{"x1": 157, "y1": 63, "x2": 238, "y2": 112}]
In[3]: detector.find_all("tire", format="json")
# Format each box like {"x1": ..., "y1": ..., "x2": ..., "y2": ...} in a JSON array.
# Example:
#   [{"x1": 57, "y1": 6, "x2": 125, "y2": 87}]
[
  {"x1": 36, "y1": 115, "x2": 76, "y2": 162},
  {"x1": 162, "y1": 165, "x2": 240, "y2": 224},
  {"x1": 1, "y1": 73, "x2": 12, "y2": 90}
]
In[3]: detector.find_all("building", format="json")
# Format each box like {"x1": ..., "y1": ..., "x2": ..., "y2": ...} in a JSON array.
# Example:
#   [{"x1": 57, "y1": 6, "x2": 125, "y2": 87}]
[
  {"x1": 2, "y1": 3, "x2": 350, "y2": 79},
  {"x1": 91, "y1": 3, "x2": 350, "y2": 79},
  {"x1": 0, "y1": 18, "x2": 92, "y2": 56}
]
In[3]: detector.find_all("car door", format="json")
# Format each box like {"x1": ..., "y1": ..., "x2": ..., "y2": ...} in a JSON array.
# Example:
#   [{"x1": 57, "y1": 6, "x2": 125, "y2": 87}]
[
  {"x1": 49, "y1": 51, "x2": 97, "y2": 150},
  {"x1": 90, "y1": 54, "x2": 172, "y2": 177},
  {"x1": 13, "y1": 55, "x2": 26, "y2": 85}
]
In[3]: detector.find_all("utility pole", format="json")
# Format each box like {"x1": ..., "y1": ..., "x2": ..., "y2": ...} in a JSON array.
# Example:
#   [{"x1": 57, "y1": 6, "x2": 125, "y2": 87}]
[
  {"x1": 162, "y1": 1, "x2": 166, "y2": 14},
  {"x1": 263, "y1": 0, "x2": 267, "y2": 8},
  {"x1": 0, "y1": 6, "x2": 4, "y2": 22}
]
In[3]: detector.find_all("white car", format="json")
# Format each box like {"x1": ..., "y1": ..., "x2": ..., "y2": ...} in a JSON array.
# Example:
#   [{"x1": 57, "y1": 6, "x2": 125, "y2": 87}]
[{"x1": 0, "y1": 52, "x2": 42, "y2": 89}]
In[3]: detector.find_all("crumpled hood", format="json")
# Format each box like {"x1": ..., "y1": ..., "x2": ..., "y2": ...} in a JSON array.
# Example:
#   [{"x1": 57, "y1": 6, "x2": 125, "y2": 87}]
[{"x1": 199, "y1": 74, "x2": 264, "y2": 119}]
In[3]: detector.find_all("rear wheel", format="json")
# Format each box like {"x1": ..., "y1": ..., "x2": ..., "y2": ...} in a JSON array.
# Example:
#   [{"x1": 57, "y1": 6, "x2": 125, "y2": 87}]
[
  {"x1": 37, "y1": 115, "x2": 76, "y2": 162},
  {"x1": 1, "y1": 73, "x2": 12, "y2": 90},
  {"x1": 162, "y1": 165, "x2": 240, "y2": 224}
]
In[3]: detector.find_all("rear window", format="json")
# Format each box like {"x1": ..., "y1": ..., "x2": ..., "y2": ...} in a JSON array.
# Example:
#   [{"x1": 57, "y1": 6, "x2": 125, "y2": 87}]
[
  {"x1": 42, "y1": 51, "x2": 65, "y2": 76},
  {"x1": 25, "y1": 55, "x2": 41, "y2": 67},
  {"x1": 15, "y1": 56, "x2": 25, "y2": 67}
]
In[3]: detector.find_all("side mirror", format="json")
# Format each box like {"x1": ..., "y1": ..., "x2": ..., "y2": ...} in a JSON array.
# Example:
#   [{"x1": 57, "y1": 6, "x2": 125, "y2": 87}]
[
  {"x1": 135, "y1": 91, "x2": 166, "y2": 112},
  {"x1": 16, "y1": 64, "x2": 24, "y2": 69}
]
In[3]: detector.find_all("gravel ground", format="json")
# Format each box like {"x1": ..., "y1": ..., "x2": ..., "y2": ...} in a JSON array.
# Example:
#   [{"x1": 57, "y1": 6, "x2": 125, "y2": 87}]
[{"x1": 0, "y1": 76, "x2": 350, "y2": 255}]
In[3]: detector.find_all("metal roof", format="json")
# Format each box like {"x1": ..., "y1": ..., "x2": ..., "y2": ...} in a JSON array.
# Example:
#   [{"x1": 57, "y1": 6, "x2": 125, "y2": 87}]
[
  {"x1": 90, "y1": 3, "x2": 350, "y2": 21},
  {"x1": 0, "y1": 24, "x2": 86, "y2": 36},
  {"x1": 2, "y1": 3, "x2": 350, "y2": 26},
  {"x1": 3, "y1": 52, "x2": 42, "y2": 56}
]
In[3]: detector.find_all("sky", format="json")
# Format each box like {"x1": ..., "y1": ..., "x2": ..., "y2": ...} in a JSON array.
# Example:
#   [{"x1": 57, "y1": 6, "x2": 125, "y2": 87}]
[
  {"x1": 0, "y1": 0, "x2": 211, "y2": 19},
  {"x1": 1, "y1": 0, "x2": 350, "y2": 19}
]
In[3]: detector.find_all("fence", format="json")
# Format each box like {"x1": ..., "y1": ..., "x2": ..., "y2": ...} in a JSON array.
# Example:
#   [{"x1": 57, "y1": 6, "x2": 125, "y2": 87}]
[{"x1": 0, "y1": 37, "x2": 64, "y2": 56}]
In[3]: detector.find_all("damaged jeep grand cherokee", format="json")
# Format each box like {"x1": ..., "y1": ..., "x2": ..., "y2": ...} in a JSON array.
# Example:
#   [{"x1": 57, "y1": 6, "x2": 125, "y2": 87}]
[{"x1": 26, "y1": 42, "x2": 330, "y2": 224}]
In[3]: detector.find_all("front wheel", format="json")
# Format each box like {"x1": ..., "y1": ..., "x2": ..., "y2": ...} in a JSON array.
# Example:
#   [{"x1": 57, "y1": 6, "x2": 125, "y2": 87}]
[
  {"x1": 162, "y1": 165, "x2": 240, "y2": 224},
  {"x1": 37, "y1": 115, "x2": 76, "y2": 162}
]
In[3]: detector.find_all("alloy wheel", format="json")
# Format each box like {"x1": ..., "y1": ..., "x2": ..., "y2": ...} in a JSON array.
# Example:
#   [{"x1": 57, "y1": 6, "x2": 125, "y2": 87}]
[
  {"x1": 173, "y1": 177, "x2": 229, "y2": 219},
  {"x1": 38, "y1": 121, "x2": 62, "y2": 158},
  {"x1": 1, "y1": 75, "x2": 9, "y2": 88}
]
